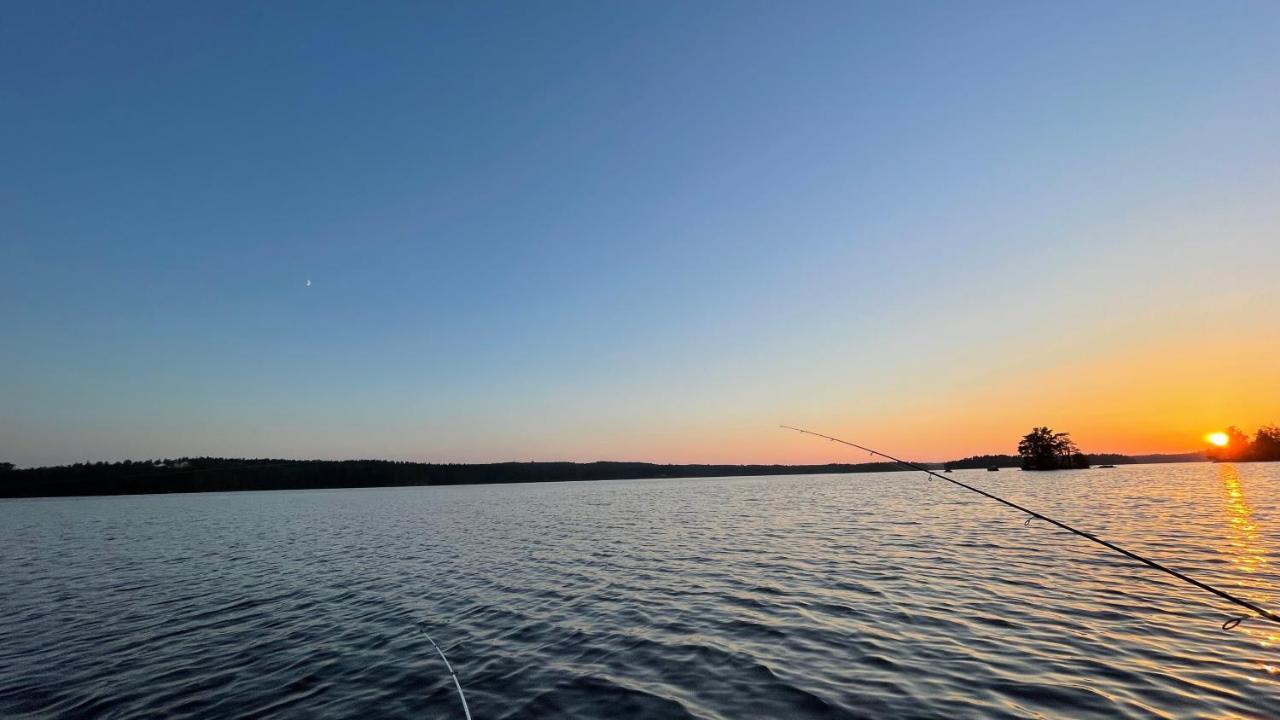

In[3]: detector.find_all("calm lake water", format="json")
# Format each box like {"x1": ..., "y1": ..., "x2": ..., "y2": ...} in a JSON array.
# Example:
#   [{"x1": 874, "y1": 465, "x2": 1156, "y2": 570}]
[{"x1": 2, "y1": 463, "x2": 1278, "y2": 718}]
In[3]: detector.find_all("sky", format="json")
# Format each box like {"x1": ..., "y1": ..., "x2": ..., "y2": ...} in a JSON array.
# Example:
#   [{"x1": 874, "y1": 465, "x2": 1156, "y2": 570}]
[{"x1": 3, "y1": 1, "x2": 1279, "y2": 468}]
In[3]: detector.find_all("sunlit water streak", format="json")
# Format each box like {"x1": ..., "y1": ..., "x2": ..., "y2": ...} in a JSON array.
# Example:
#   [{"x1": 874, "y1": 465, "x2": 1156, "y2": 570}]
[
  {"x1": 1221, "y1": 464, "x2": 1268, "y2": 576},
  {"x1": 1, "y1": 463, "x2": 1277, "y2": 718}
]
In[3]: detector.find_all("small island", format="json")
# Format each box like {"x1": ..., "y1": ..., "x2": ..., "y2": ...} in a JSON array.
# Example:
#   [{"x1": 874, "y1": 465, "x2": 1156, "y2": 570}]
[
  {"x1": 941, "y1": 426, "x2": 1219, "y2": 472},
  {"x1": 1017, "y1": 426, "x2": 1091, "y2": 470}
]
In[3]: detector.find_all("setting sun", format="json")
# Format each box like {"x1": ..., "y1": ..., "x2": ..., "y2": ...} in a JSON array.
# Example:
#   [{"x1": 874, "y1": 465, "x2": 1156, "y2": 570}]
[{"x1": 1207, "y1": 432, "x2": 1230, "y2": 447}]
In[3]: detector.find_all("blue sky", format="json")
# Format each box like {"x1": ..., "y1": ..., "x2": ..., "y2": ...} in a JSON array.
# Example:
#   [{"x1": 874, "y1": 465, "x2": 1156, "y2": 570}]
[{"x1": 4, "y1": 2, "x2": 1279, "y2": 467}]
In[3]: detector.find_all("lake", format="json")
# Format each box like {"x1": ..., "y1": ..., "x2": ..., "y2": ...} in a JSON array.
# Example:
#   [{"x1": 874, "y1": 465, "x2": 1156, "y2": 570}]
[{"x1": 2, "y1": 463, "x2": 1277, "y2": 718}]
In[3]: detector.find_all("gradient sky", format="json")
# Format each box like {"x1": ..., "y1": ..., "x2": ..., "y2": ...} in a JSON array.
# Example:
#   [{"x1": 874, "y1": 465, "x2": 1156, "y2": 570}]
[{"x1": 4, "y1": 2, "x2": 1279, "y2": 468}]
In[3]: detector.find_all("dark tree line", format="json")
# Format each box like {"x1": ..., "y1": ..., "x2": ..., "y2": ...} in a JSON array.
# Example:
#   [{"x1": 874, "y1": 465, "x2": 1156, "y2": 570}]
[
  {"x1": 943, "y1": 450, "x2": 1200, "y2": 471},
  {"x1": 0, "y1": 457, "x2": 934, "y2": 498},
  {"x1": 943, "y1": 454, "x2": 1023, "y2": 470},
  {"x1": 5, "y1": 423, "x2": 1246, "y2": 497},
  {"x1": 1207, "y1": 425, "x2": 1280, "y2": 462},
  {"x1": 944, "y1": 428, "x2": 1094, "y2": 471}
]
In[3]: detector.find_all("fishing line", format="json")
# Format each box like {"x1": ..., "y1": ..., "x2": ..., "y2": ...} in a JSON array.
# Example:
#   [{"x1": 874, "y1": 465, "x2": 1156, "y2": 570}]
[
  {"x1": 781, "y1": 425, "x2": 1280, "y2": 629},
  {"x1": 419, "y1": 625, "x2": 473, "y2": 720}
]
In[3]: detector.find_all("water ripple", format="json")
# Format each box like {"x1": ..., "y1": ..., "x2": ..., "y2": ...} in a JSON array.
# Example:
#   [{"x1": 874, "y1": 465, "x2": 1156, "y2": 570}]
[{"x1": 2, "y1": 463, "x2": 1278, "y2": 718}]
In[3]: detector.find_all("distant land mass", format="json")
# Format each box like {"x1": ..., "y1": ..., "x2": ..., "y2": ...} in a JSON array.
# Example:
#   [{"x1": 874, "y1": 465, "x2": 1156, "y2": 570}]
[
  {"x1": 943, "y1": 452, "x2": 1206, "y2": 470},
  {"x1": 0, "y1": 452, "x2": 1209, "y2": 498}
]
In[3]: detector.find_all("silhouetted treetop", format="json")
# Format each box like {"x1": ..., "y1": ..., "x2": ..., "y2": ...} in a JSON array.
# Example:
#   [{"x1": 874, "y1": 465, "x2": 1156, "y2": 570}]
[
  {"x1": 1207, "y1": 424, "x2": 1280, "y2": 462},
  {"x1": 1018, "y1": 427, "x2": 1090, "y2": 471}
]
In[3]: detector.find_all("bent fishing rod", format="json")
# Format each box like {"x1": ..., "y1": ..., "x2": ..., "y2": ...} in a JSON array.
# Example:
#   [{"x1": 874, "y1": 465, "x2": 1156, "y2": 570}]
[
  {"x1": 419, "y1": 625, "x2": 473, "y2": 720},
  {"x1": 781, "y1": 425, "x2": 1280, "y2": 630}
]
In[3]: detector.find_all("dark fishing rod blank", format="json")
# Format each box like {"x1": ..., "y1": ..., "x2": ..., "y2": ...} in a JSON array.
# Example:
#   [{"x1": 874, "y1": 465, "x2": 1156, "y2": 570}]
[{"x1": 781, "y1": 425, "x2": 1280, "y2": 629}]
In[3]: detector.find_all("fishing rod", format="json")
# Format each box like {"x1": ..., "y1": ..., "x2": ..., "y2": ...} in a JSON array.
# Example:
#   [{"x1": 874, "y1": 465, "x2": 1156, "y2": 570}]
[
  {"x1": 419, "y1": 625, "x2": 473, "y2": 720},
  {"x1": 780, "y1": 425, "x2": 1280, "y2": 630}
]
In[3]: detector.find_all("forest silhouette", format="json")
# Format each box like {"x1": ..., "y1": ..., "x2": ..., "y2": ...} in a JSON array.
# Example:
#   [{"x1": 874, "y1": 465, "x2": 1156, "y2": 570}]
[
  {"x1": 1206, "y1": 425, "x2": 1280, "y2": 463},
  {"x1": 0, "y1": 441, "x2": 1212, "y2": 498},
  {"x1": 0, "y1": 458, "x2": 927, "y2": 498}
]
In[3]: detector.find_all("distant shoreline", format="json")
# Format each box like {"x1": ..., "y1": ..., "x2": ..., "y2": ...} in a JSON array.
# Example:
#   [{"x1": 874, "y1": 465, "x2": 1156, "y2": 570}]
[{"x1": 1, "y1": 453, "x2": 1209, "y2": 499}]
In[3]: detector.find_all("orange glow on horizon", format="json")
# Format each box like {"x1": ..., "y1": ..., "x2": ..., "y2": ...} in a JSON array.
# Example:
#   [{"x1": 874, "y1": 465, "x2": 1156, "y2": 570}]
[{"x1": 469, "y1": 325, "x2": 1279, "y2": 465}]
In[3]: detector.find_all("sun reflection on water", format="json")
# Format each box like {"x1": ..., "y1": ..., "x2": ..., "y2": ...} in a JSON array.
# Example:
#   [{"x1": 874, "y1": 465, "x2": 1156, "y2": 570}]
[
  {"x1": 1217, "y1": 464, "x2": 1280, "y2": 679},
  {"x1": 1219, "y1": 464, "x2": 1267, "y2": 575}
]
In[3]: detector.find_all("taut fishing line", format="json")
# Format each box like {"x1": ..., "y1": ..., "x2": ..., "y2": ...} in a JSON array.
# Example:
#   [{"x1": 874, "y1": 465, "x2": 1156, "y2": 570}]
[{"x1": 781, "y1": 425, "x2": 1280, "y2": 629}]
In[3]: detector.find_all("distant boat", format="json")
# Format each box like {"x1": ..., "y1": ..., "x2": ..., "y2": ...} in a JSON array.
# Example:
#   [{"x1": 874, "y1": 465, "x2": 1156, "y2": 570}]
[
  {"x1": 944, "y1": 468, "x2": 953, "y2": 473},
  {"x1": 986, "y1": 466, "x2": 1000, "y2": 472},
  {"x1": 1100, "y1": 464, "x2": 1116, "y2": 468}
]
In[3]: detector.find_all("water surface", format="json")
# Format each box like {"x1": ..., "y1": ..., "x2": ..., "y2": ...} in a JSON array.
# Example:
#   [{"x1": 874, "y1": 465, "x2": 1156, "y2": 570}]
[{"x1": 2, "y1": 463, "x2": 1278, "y2": 718}]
